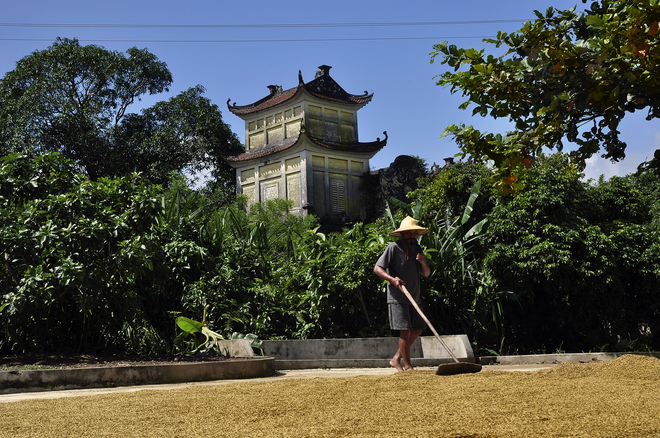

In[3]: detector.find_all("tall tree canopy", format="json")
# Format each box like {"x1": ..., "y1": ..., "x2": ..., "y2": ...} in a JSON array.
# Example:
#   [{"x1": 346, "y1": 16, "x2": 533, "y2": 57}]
[
  {"x1": 0, "y1": 37, "x2": 242, "y2": 187},
  {"x1": 433, "y1": 0, "x2": 660, "y2": 188}
]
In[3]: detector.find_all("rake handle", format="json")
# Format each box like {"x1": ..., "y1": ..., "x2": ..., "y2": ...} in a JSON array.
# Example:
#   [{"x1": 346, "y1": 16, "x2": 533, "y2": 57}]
[{"x1": 400, "y1": 284, "x2": 460, "y2": 363}]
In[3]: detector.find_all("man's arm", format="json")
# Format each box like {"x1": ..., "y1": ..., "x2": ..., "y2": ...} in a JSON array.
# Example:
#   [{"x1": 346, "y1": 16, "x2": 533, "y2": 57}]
[
  {"x1": 416, "y1": 253, "x2": 431, "y2": 278},
  {"x1": 374, "y1": 265, "x2": 405, "y2": 290}
]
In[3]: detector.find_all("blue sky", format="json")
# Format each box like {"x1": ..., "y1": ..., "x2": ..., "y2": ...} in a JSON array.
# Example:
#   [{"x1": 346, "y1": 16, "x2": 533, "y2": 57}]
[{"x1": 2, "y1": 0, "x2": 658, "y2": 181}]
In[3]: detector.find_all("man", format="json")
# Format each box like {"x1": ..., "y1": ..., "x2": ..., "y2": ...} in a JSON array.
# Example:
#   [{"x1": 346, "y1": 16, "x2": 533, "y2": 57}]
[{"x1": 374, "y1": 216, "x2": 431, "y2": 372}]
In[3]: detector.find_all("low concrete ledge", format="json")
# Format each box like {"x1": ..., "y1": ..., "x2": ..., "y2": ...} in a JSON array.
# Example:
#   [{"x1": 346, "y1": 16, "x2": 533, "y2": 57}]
[
  {"x1": 273, "y1": 357, "x2": 460, "y2": 369},
  {"x1": 480, "y1": 351, "x2": 660, "y2": 365},
  {"x1": 0, "y1": 357, "x2": 275, "y2": 395},
  {"x1": 419, "y1": 335, "x2": 475, "y2": 362},
  {"x1": 262, "y1": 335, "x2": 476, "y2": 369}
]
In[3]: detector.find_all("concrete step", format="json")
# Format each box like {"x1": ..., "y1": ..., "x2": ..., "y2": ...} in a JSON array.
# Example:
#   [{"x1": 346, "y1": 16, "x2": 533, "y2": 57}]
[
  {"x1": 262, "y1": 335, "x2": 476, "y2": 369},
  {"x1": 0, "y1": 357, "x2": 274, "y2": 395}
]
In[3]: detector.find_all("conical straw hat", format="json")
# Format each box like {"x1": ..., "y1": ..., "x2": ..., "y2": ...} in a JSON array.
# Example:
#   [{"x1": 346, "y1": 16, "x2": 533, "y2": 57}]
[{"x1": 389, "y1": 216, "x2": 430, "y2": 237}]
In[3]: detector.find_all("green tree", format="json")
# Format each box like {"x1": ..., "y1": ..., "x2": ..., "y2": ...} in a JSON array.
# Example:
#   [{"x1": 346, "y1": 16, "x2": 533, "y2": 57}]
[
  {"x1": 409, "y1": 161, "x2": 493, "y2": 219},
  {"x1": 114, "y1": 85, "x2": 243, "y2": 189},
  {"x1": 483, "y1": 153, "x2": 630, "y2": 353},
  {"x1": 0, "y1": 153, "x2": 175, "y2": 353},
  {"x1": 586, "y1": 170, "x2": 660, "y2": 351},
  {"x1": 433, "y1": 0, "x2": 660, "y2": 187},
  {"x1": 0, "y1": 38, "x2": 242, "y2": 188}
]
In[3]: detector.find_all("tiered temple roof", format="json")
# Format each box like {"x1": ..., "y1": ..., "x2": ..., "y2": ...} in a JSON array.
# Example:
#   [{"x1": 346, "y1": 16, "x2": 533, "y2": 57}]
[
  {"x1": 227, "y1": 65, "x2": 373, "y2": 117},
  {"x1": 225, "y1": 65, "x2": 385, "y2": 163}
]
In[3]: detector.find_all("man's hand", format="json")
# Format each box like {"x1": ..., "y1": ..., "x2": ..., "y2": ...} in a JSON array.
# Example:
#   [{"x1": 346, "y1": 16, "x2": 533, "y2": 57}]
[{"x1": 417, "y1": 252, "x2": 431, "y2": 278}]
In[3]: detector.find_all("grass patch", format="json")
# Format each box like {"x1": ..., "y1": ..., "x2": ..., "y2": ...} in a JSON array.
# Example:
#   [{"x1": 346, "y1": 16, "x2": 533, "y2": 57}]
[{"x1": 1, "y1": 364, "x2": 56, "y2": 372}]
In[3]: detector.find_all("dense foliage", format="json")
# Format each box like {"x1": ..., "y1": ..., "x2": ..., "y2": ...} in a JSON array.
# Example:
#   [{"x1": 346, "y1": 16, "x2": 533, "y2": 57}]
[
  {"x1": 0, "y1": 153, "x2": 391, "y2": 354},
  {"x1": 433, "y1": 0, "x2": 660, "y2": 189},
  {"x1": 436, "y1": 155, "x2": 660, "y2": 354},
  {"x1": 0, "y1": 153, "x2": 172, "y2": 353},
  {"x1": 0, "y1": 152, "x2": 658, "y2": 355},
  {"x1": 0, "y1": 38, "x2": 243, "y2": 188}
]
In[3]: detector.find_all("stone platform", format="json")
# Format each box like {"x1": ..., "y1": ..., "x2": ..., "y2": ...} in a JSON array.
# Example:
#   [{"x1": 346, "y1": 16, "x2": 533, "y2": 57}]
[{"x1": 261, "y1": 335, "x2": 475, "y2": 369}]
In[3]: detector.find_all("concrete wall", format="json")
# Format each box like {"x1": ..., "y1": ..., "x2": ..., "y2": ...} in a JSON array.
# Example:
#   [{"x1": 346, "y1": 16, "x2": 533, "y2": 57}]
[
  {"x1": 0, "y1": 357, "x2": 274, "y2": 394},
  {"x1": 262, "y1": 335, "x2": 475, "y2": 369}
]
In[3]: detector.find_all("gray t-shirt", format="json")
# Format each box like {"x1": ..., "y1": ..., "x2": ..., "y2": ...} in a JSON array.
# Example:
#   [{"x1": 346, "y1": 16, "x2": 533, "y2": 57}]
[{"x1": 376, "y1": 240, "x2": 423, "y2": 304}]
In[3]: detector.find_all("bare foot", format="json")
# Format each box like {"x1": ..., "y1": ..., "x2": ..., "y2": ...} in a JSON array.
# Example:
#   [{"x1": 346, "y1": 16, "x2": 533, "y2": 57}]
[
  {"x1": 404, "y1": 365, "x2": 415, "y2": 371},
  {"x1": 389, "y1": 358, "x2": 403, "y2": 372}
]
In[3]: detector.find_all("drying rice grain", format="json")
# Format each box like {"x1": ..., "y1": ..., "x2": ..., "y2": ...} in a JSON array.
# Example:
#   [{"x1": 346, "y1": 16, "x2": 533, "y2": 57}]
[{"x1": 1, "y1": 354, "x2": 659, "y2": 437}]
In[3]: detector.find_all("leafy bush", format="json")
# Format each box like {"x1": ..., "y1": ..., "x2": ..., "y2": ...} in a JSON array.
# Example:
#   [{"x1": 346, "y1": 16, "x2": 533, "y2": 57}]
[
  {"x1": 2, "y1": 150, "x2": 659, "y2": 357},
  {"x1": 483, "y1": 154, "x2": 660, "y2": 353},
  {"x1": 0, "y1": 153, "x2": 171, "y2": 353}
]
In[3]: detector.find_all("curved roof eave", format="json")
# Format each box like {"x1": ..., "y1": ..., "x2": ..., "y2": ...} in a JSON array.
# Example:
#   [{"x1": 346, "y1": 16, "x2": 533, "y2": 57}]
[
  {"x1": 227, "y1": 67, "x2": 374, "y2": 117},
  {"x1": 227, "y1": 86, "x2": 302, "y2": 117},
  {"x1": 224, "y1": 130, "x2": 388, "y2": 165},
  {"x1": 306, "y1": 130, "x2": 387, "y2": 154},
  {"x1": 224, "y1": 137, "x2": 299, "y2": 164}
]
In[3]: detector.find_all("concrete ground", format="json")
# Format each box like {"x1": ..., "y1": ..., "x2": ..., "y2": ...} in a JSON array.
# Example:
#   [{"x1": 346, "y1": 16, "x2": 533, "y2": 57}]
[{"x1": 0, "y1": 362, "x2": 554, "y2": 404}]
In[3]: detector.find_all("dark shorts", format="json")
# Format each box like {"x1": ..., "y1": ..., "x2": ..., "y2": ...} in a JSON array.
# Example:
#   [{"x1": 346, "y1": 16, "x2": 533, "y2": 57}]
[{"x1": 388, "y1": 302, "x2": 426, "y2": 331}]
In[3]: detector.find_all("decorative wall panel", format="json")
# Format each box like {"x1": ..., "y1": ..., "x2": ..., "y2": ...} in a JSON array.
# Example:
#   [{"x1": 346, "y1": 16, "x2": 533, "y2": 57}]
[
  {"x1": 259, "y1": 162, "x2": 281, "y2": 179},
  {"x1": 267, "y1": 125, "x2": 284, "y2": 143},
  {"x1": 286, "y1": 173, "x2": 301, "y2": 208},
  {"x1": 249, "y1": 131, "x2": 265, "y2": 149},
  {"x1": 312, "y1": 155, "x2": 325, "y2": 168},
  {"x1": 286, "y1": 157, "x2": 302, "y2": 172},
  {"x1": 328, "y1": 158, "x2": 348, "y2": 171},
  {"x1": 241, "y1": 168, "x2": 256, "y2": 183},
  {"x1": 261, "y1": 180, "x2": 279, "y2": 201},
  {"x1": 313, "y1": 170, "x2": 326, "y2": 216}
]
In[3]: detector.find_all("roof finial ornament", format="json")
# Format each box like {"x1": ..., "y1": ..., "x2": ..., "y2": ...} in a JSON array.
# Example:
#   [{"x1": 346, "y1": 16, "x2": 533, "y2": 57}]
[
  {"x1": 267, "y1": 85, "x2": 283, "y2": 96},
  {"x1": 316, "y1": 65, "x2": 332, "y2": 78},
  {"x1": 298, "y1": 70, "x2": 304, "y2": 85}
]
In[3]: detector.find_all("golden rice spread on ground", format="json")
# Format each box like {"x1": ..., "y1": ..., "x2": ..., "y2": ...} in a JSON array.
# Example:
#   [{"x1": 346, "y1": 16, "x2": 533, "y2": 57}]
[{"x1": 1, "y1": 354, "x2": 660, "y2": 437}]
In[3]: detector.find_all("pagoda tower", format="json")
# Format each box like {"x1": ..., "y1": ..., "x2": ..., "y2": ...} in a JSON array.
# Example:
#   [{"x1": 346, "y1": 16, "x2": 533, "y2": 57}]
[{"x1": 226, "y1": 65, "x2": 387, "y2": 222}]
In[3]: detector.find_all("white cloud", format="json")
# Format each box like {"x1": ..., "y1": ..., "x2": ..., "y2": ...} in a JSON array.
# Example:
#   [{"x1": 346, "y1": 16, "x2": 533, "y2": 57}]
[
  {"x1": 581, "y1": 155, "x2": 639, "y2": 182},
  {"x1": 581, "y1": 133, "x2": 660, "y2": 183}
]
